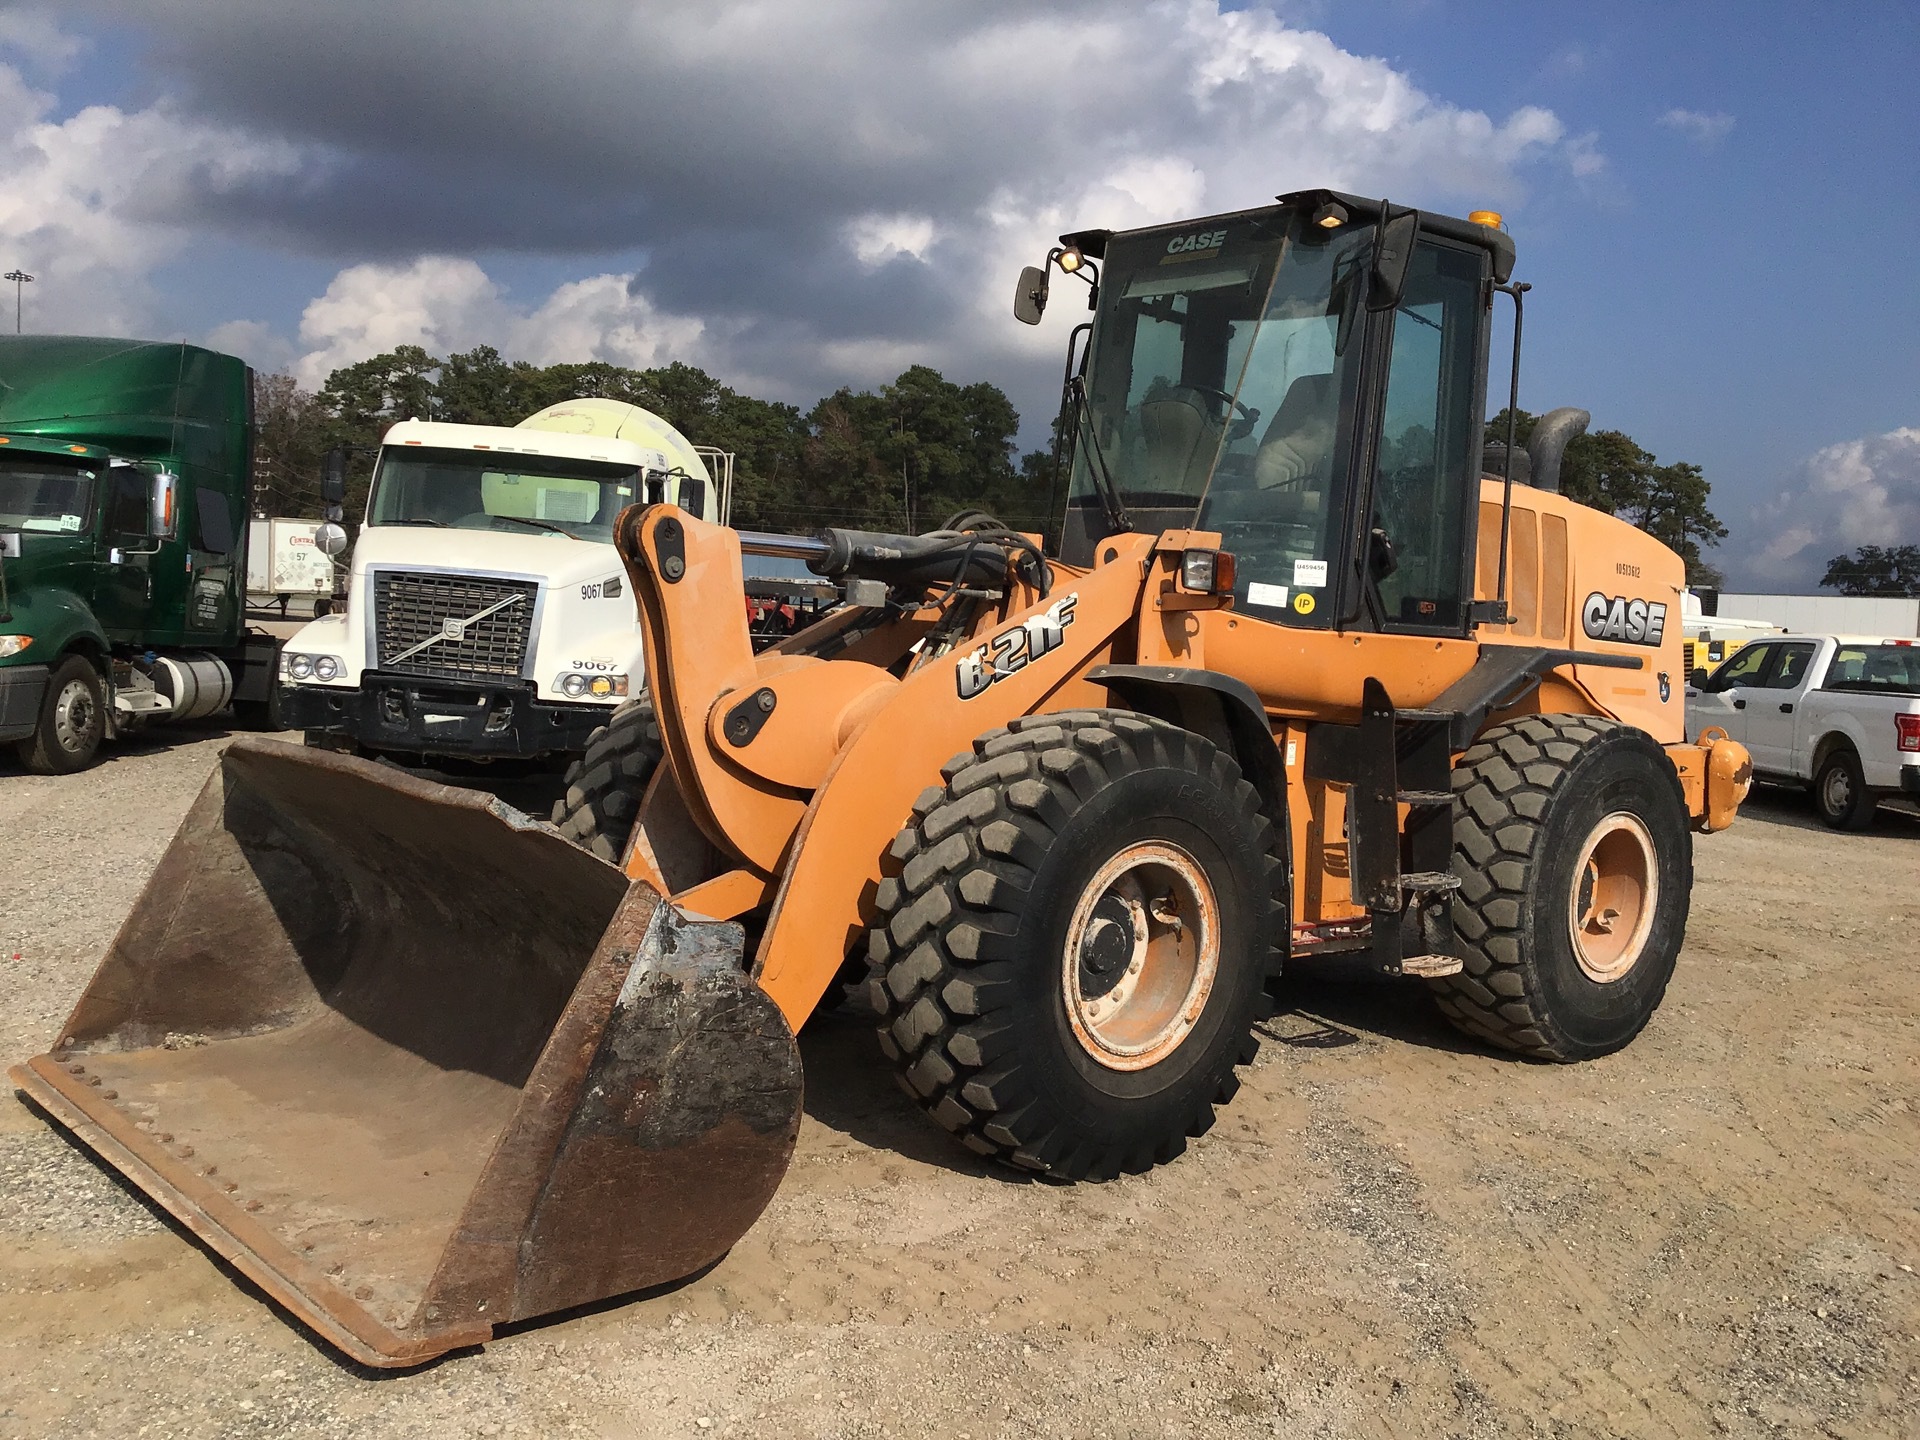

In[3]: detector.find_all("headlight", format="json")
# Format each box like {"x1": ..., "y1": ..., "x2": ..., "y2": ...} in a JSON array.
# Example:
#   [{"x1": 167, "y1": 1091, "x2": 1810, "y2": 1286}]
[
  {"x1": 313, "y1": 656, "x2": 341, "y2": 682},
  {"x1": 0, "y1": 635, "x2": 32, "y2": 658},
  {"x1": 287, "y1": 654, "x2": 314, "y2": 681},
  {"x1": 556, "y1": 672, "x2": 629, "y2": 699}
]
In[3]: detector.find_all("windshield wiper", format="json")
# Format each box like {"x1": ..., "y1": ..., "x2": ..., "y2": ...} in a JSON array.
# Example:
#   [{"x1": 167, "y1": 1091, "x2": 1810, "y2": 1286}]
[
  {"x1": 491, "y1": 515, "x2": 582, "y2": 539},
  {"x1": 390, "y1": 517, "x2": 451, "y2": 528},
  {"x1": 1068, "y1": 376, "x2": 1133, "y2": 534}
]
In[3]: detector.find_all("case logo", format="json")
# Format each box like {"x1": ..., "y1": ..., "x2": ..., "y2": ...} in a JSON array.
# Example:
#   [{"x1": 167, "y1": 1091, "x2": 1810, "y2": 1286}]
[
  {"x1": 956, "y1": 595, "x2": 1078, "y2": 699},
  {"x1": 1581, "y1": 592, "x2": 1668, "y2": 646}
]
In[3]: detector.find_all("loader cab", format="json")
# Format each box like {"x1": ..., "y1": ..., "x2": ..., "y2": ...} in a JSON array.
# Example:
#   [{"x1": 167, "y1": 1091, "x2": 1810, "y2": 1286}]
[{"x1": 1050, "y1": 193, "x2": 1505, "y2": 638}]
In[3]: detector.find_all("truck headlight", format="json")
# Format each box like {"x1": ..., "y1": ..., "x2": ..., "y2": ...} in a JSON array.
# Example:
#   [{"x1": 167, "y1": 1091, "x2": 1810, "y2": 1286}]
[
  {"x1": 556, "y1": 672, "x2": 628, "y2": 699},
  {"x1": 287, "y1": 654, "x2": 314, "y2": 681},
  {"x1": 0, "y1": 635, "x2": 31, "y2": 658},
  {"x1": 313, "y1": 656, "x2": 341, "y2": 682}
]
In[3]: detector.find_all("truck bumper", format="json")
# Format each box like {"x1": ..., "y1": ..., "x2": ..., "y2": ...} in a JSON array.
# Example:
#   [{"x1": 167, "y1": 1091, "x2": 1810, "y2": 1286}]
[
  {"x1": 0, "y1": 663, "x2": 49, "y2": 744},
  {"x1": 281, "y1": 673, "x2": 611, "y2": 759},
  {"x1": 1901, "y1": 765, "x2": 1920, "y2": 798}
]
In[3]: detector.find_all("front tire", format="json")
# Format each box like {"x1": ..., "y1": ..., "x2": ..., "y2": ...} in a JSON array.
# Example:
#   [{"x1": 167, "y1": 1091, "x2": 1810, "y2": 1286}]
[
  {"x1": 17, "y1": 654, "x2": 106, "y2": 774},
  {"x1": 1432, "y1": 715, "x2": 1691, "y2": 1061},
  {"x1": 1811, "y1": 746, "x2": 1876, "y2": 831},
  {"x1": 549, "y1": 697, "x2": 662, "y2": 862},
  {"x1": 867, "y1": 711, "x2": 1284, "y2": 1179}
]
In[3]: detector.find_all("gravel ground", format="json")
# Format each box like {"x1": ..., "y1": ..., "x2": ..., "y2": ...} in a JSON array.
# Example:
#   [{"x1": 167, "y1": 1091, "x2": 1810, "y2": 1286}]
[{"x1": 2, "y1": 729, "x2": 1917, "y2": 1439}]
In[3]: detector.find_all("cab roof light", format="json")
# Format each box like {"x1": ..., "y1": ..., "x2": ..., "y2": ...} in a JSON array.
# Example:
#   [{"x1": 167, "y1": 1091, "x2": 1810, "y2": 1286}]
[
  {"x1": 1469, "y1": 209, "x2": 1505, "y2": 230},
  {"x1": 1310, "y1": 200, "x2": 1349, "y2": 230}
]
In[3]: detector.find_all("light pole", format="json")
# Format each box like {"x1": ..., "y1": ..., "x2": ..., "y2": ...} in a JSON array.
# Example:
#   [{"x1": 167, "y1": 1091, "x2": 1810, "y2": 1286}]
[{"x1": 3, "y1": 271, "x2": 31, "y2": 334}]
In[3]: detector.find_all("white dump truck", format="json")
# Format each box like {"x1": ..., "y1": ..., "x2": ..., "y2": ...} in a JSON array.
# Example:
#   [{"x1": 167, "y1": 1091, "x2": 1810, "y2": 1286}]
[{"x1": 279, "y1": 398, "x2": 731, "y2": 762}]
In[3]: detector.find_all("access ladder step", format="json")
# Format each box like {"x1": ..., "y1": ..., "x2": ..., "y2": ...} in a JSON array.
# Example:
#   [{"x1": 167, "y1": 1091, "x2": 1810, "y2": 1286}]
[
  {"x1": 1399, "y1": 871, "x2": 1462, "y2": 892},
  {"x1": 1396, "y1": 954, "x2": 1465, "y2": 978},
  {"x1": 1397, "y1": 789, "x2": 1453, "y2": 806}
]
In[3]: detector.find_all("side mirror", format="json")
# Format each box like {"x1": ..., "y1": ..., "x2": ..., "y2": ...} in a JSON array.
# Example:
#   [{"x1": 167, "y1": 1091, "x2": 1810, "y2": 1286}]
[
  {"x1": 149, "y1": 470, "x2": 179, "y2": 540},
  {"x1": 314, "y1": 521, "x2": 349, "y2": 557},
  {"x1": 1690, "y1": 667, "x2": 1710, "y2": 690},
  {"x1": 1013, "y1": 265, "x2": 1049, "y2": 326},
  {"x1": 321, "y1": 446, "x2": 349, "y2": 506},
  {"x1": 109, "y1": 547, "x2": 125, "y2": 566},
  {"x1": 1367, "y1": 205, "x2": 1419, "y2": 312}
]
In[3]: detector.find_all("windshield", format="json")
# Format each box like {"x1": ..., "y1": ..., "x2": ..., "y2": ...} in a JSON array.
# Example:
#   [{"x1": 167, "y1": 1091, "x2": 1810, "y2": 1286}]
[
  {"x1": 368, "y1": 447, "x2": 640, "y2": 542},
  {"x1": 1066, "y1": 209, "x2": 1373, "y2": 626},
  {"x1": 0, "y1": 454, "x2": 97, "y2": 535}
]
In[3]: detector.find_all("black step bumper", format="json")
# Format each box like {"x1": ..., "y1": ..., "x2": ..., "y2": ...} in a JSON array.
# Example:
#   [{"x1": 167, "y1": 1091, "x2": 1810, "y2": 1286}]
[{"x1": 281, "y1": 673, "x2": 610, "y2": 759}]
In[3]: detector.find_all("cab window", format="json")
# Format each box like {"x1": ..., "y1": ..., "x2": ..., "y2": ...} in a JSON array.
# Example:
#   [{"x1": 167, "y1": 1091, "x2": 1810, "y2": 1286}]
[
  {"x1": 1370, "y1": 242, "x2": 1484, "y2": 630},
  {"x1": 1760, "y1": 642, "x2": 1816, "y2": 689},
  {"x1": 1705, "y1": 643, "x2": 1775, "y2": 691}
]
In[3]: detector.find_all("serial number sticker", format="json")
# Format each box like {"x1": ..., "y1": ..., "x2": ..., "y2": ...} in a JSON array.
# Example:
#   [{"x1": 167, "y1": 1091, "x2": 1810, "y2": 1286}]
[
  {"x1": 61, "y1": 514, "x2": 81, "y2": 531},
  {"x1": 1246, "y1": 581, "x2": 1289, "y2": 609},
  {"x1": 1292, "y1": 558, "x2": 1328, "y2": 588}
]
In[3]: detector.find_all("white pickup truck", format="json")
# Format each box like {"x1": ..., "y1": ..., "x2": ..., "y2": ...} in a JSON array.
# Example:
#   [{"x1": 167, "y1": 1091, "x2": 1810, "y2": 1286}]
[{"x1": 1686, "y1": 633, "x2": 1920, "y2": 829}]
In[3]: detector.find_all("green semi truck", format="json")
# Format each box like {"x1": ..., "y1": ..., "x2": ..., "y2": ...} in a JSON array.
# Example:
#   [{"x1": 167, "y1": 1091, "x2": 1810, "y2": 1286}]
[{"x1": 0, "y1": 336, "x2": 285, "y2": 772}]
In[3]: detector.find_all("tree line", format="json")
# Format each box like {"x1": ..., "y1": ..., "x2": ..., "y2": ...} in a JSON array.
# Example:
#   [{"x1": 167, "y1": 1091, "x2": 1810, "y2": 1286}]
[
  {"x1": 1487, "y1": 408, "x2": 1727, "y2": 588},
  {"x1": 252, "y1": 346, "x2": 1053, "y2": 540},
  {"x1": 255, "y1": 351, "x2": 1732, "y2": 583}
]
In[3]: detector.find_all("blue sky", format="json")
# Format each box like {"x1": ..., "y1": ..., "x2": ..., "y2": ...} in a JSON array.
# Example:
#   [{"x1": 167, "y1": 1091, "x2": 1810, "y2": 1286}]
[{"x1": 2, "y1": 1, "x2": 1914, "y2": 589}]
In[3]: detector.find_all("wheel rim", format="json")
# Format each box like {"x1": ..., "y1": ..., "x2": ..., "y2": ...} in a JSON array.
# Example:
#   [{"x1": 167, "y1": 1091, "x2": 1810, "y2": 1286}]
[
  {"x1": 1062, "y1": 841, "x2": 1220, "y2": 1071},
  {"x1": 1567, "y1": 812, "x2": 1659, "y2": 984},
  {"x1": 1821, "y1": 762, "x2": 1853, "y2": 815},
  {"x1": 52, "y1": 678, "x2": 97, "y2": 754}
]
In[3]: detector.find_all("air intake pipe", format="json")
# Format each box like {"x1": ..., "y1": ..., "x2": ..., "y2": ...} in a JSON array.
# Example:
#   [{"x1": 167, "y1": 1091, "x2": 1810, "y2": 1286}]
[{"x1": 1524, "y1": 407, "x2": 1591, "y2": 494}]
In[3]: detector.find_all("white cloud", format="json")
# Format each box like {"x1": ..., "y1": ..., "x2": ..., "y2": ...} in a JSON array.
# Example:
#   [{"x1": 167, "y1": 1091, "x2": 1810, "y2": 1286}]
[
  {"x1": 289, "y1": 257, "x2": 708, "y2": 389},
  {"x1": 1658, "y1": 108, "x2": 1734, "y2": 149},
  {"x1": 846, "y1": 213, "x2": 937, "y2": 267},
  {"x1": 0, "y1": 24, "x2": 309, "y2": 337},
  {"x1": 1744, "y1": 428, "x2": 1920, "y2": 588}
]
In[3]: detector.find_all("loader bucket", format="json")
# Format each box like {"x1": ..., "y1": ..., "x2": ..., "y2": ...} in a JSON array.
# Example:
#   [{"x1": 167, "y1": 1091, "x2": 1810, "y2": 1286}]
[{"x1": 8, "y1": 737, "x2": 802, "y2": 1368}]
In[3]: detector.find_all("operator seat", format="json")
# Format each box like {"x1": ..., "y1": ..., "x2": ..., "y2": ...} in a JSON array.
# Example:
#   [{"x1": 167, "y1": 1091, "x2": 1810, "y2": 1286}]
[
  {"x1": 1254, "y1": 373, "x2": 1335, "y2": 492},
  {"x1": 1137, "y1": 386, "x2": 1222, "y2": 498}
]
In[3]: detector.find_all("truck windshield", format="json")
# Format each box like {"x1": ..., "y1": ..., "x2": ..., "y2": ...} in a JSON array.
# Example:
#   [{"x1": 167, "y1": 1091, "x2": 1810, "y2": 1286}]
[
  {"x1": 368, "y1": 448, "x2": 640, "y2": 542},
  {"x1": 1065, "y1": 208, "x2": 1374, "y2": 625},
  {"x1": 0, "y1": 454, "x2": 97, "y2": 535}
]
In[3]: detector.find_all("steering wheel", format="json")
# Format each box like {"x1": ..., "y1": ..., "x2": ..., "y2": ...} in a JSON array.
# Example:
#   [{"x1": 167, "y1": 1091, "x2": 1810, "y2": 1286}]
[{"x1": 1179, "y1": 385, "x2": 1257, "y2": 427}]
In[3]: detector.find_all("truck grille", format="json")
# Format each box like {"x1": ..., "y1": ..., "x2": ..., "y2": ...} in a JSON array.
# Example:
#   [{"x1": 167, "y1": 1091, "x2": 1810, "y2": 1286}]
[{"x1": 372, "y1": 571, "x2": 539, "y2": 682}]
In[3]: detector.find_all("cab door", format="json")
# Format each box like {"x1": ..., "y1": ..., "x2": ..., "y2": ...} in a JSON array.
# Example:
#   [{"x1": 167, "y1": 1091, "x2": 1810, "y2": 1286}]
[
  {"x1": 1686, "y1": 641, "x2": 1777, "y2": 750},
  {"x1": 91, "y1": 465, "x2": 156, "y2": 641},
  {"x1": 1741, "y1": 640, "x2": 1817, "y2": 774}
]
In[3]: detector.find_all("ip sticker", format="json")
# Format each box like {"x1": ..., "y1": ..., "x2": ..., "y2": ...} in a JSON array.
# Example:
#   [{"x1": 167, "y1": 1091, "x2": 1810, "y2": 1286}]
[
  {"x1": 1292, "y1": 592, "x2": 1316, "y2": 615},
  {"x1": 1246, "y1": 581, "x2": 1289, "y2": 609},
  {"x1": 1292, "y1": 558, "x2": 1328, "y2": 588}
]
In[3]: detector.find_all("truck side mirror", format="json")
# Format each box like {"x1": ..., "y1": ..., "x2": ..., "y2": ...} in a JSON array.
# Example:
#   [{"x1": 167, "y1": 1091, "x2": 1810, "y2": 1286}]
[
  {"x1": 1367, "y1": 205, "x2": 1419, "y2": 312},
  {"x1": 1013, "y1": 265, "x2": 1049, "y2": 326},
  {"x1": 314, "y1": 521, "x2": 349, "y2": 557},
  {"x1": 149, "y1": 470, "x2": 179, "y2": 540},
  {"x1": 321, "y1": 446, "x2": 349, "y2": 506}
]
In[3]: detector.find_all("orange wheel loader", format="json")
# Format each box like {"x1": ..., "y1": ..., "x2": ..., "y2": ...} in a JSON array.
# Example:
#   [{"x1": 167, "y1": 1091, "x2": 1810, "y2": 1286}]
[{"x1": 11, "y1": 190, "x2": 1752, "y2": 1367}]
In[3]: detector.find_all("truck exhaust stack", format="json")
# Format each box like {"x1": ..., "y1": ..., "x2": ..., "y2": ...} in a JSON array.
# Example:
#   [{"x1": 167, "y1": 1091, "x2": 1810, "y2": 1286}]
[{"x1": 9, "y1": 738, "x2": 802, "y2": 1367}]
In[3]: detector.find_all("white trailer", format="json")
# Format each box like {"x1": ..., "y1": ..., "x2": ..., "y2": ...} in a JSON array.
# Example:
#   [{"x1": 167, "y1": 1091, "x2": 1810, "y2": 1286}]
[{"x1": 247, "y1": 517, "x2": 337, "y2": 609}]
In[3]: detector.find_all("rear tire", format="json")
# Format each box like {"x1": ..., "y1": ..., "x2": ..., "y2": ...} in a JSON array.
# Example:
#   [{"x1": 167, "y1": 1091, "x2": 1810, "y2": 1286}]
[
  {"x1": 866, "y1": 711, "x2": 1284, "y2": 1179},
  {"x1": 1811, "y1": 746, "x2": 1876, "y2": 831},
  {"x1": 1432, "y1": 714, "x2": 1691, "y2": 1062},
  {"x1": 549, "y1": 697, "x2": 662, "y2": 862},
  {"x1": 18, "y1": 654, "x2": 106, "y2": 774}
]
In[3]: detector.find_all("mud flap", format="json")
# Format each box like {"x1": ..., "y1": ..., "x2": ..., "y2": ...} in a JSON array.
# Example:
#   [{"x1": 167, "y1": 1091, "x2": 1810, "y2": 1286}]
[{"x1": 8, "y1": 737, "x2": 801, "y2": 1368}]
